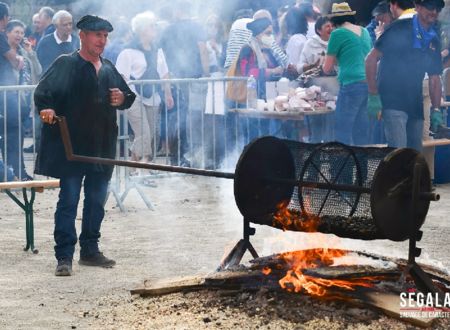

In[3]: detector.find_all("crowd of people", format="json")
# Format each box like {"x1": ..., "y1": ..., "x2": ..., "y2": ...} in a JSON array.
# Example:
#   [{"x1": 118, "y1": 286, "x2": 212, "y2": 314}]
[{"x1": 0, "y1": 0, "x2": 449, "y2": 181}]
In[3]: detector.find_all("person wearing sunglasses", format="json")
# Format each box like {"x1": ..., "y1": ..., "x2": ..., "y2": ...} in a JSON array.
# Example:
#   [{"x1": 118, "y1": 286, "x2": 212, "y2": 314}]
[{"x1": 366, "y1": 0, "x2": 444, "y2": 152}]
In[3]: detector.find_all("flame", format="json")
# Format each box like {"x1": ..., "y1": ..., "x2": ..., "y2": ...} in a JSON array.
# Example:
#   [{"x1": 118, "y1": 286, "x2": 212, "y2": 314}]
[
  {"x1": 272, "y1": 200, "x2": 319, "y2": 232},
  {"x1": 264, "y1": 201, "x2": 380, "y2": 297},
  {"x1": 277, "y1": 249, "x2": 377, "y2": 297}
]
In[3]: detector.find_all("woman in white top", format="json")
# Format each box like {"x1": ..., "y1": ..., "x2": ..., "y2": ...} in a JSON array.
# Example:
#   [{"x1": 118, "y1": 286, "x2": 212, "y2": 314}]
[
  {"x1": 298, "y1": 17, "x2": 338, "y2": 143},
  {"x1": 116, "y1": 11, "x2": 174, "y2": 163},
  {"x1": 284, "y1": 6, "x2": 309, "y2": 71},
  {"x1": 297, "y1": 16, "x2": 337, "y2": 94}
]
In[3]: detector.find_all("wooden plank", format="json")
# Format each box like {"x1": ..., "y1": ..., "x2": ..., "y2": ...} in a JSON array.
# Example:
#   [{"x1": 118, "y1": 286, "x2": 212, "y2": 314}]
[
  {"x1": 0, "y1": 179, "x2": 60, "y2": 190},
  {"x1": 130, "y1": 276, "x2": 206, "y2": 296},
  {"x1": 131, "y1": 271, "x2": 268, "y2": 297},
  {"x1": 357, "y1": 291, "x2": 436, "y2": 328}
]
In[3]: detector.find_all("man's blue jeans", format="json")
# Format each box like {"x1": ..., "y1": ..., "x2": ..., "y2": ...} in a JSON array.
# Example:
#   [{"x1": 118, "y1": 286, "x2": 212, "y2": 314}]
[
  {"x1": 383, "y1": 109, "x2": 423, "y2": 152},
  {"x1": 334, "y1": 82, "x2": 369, "y2": 146},
  {"x1": 54, "y1": 171, "x2": 110, "y2": 260}
]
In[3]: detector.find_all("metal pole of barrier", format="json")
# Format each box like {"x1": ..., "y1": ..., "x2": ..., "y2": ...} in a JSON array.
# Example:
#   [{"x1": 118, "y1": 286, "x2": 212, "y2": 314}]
[
  {"x1": 176, "y1": 82, "x2": 181, "y2": 166},
  {"x1": 212, "y1": 80, "x2": 216, "y2": 170},
  {"x1": 3, "y1": 90, "x2": 7, "y2": 180},
  {"x1": 222, "y1": 81, "x2": 227, "y2": 169},
  {"x1": 188, "y1": 81, "x2": 193, "y2": 167},
  {"x1": 201, "y1": 82, "x2": 205, "y2": 169},
  {"x1": 18, "y1": 89, "x2": 22, "y2": 180}
]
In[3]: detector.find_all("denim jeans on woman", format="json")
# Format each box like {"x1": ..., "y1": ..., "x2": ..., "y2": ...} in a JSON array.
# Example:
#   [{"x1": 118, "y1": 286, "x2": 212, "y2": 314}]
[
  {"x1": 383, "y1": 109, "x2": 424, "y2": 152},
  {"x1": 334, "y1": 82, "x2": 370, "y2": 146},
  {"x1": 54, "y1": 170, "x2": 110, "y2": 260}
]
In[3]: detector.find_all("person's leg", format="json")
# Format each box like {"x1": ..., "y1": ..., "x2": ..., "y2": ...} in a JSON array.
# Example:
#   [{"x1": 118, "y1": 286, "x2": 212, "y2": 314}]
[
  {"x1": 79, "y1": 171, "x2": 110, "y2": 258},
  {"x1": 407, "y1": 116, "x2": 424, "y2": 152},
  {"x1": 351, "y1": 83, "x2": 370, "y2": 146},
  {"x1": 334, "y1": 84, "x2": 358, "y2": 145},
  {"x1": 54, "y1": 175, "x2": 83, "y2": 260},
  {"x1": 383, "y1": 109, "x2": 408, "y2": 148},
  {"x1": 127, "y1": 100, "x2": 151, "y2": 160}
]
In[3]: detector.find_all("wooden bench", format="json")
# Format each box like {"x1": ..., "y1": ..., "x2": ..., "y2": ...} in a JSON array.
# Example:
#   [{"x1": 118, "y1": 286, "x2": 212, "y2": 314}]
[{"x1": 0, "y1": 179, "x2": 59, "y2": 253}]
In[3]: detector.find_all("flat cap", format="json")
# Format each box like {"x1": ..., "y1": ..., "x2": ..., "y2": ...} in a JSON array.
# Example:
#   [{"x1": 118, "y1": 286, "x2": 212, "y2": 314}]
[{"x1": 76, "y1": 15, "x2": 113, "y2": 32}]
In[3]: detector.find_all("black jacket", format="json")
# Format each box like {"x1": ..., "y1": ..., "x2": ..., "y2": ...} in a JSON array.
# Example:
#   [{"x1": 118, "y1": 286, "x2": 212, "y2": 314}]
[{"x1": 34, "y1": 51, "x2": 135, "y2": 178}]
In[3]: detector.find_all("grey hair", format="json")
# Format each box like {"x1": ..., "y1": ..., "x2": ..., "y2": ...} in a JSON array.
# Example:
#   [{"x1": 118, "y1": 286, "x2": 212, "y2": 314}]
[
  {"x1": 253, "y1": 9, "x2": 272, "y2": 21},
  {"x1": 52, "y1": 10, "x2": 72, "y2": 25},
  {"x1": 39, "y1": 6, "x2": 54, "y2": 19},
  {"x1": 131, "y1": 11, "x2": 157, "y2": 34}
]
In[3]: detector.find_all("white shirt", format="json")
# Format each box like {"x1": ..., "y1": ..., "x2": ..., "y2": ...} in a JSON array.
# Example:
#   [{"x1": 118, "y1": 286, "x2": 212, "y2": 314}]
[
  {"x1": 306, "y1": 21, "x2": 317, "y2": 38},
  {"x1": 53, "y1": 31, "x2": 72, "y2": 44},
  {"x1": 297, "y1": 35, "x2": 327, "y2": 73},
  {"x1": 286, "y1": 33, "x2": 308, "y2": 66},
  {"x1": 116, "y1": 48, "x2": 169, "y2": 106}
]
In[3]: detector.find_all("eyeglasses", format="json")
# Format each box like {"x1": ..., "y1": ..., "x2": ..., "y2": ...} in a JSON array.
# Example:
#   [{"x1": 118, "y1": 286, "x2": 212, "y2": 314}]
[{"x1": 420, "y1": 2, "x2": 443, "y2": 13}]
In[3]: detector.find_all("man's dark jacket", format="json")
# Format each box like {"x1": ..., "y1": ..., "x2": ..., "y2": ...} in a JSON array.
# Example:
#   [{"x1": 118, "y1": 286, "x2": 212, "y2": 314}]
[{"x1": 34, "y1": 51, "x2": 135, "y2": 178}]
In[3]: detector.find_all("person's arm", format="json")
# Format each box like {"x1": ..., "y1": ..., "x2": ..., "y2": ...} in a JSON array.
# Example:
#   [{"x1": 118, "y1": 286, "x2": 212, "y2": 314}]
[
  {"x1": 322, "y1": 55, "x2": 336, "y2": 75},
  {"x1": 365, "y1": 47, "x2": 382, "y2": 95},
  {"x1": 34, "y1": 57, "x2": 67, "y2": 124},
  {"x1": 110, "y1": 61, "x2": 136, "y2": 110},
  {"x1": 198, "y1": 41, "x2": 210, "y2": 77},
  {"x1": 4, "y1": 49, "x2": 24, "y2": 70},
  {"x1": 21, "y1": 40, "x2": 42, "y2": 81},
  {"x1": 429, "y1": 75, "x2": 442, "y2": 109},
  {"x1": 157, "y1": 49, "x2": 174, "y2": 110}
]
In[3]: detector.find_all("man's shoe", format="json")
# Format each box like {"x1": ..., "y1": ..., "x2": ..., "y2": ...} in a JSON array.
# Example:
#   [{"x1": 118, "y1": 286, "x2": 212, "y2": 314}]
[
  {"x1": 55, "y1": 258, "x2": 72, "y2": 276},
  {"x1": 79, "y1": 252, "x2": 116, "y2": 268}
]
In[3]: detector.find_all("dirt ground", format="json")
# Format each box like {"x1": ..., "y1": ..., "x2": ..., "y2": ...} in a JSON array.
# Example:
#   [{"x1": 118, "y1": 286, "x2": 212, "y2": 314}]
[{"x1": 1, "y1": 172, "x2": 450, "y2": 329}]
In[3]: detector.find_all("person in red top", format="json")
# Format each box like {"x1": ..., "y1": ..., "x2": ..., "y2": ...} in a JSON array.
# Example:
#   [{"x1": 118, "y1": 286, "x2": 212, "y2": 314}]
[
  {"x1": 237, "y1": 17, "x2": 284, "y2": 100},
  {"x1": 235, "y1": 17, "x2": 286, "y2": 141}
]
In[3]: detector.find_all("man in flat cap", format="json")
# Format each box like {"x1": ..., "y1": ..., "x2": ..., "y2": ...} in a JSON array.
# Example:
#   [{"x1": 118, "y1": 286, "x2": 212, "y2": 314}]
[
  {"x1": 34, "y1": 15, "x2": 136, "y2": 276},
  {"x1": 366, "y1": 0, "x2": 444, "y2": 152}
]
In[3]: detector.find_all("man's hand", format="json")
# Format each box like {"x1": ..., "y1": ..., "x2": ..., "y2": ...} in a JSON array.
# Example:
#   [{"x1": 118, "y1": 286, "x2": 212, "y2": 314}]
[
  {"x1": 285, "y1": 64, "x2": 299, "y2": 80},
  {"x1": 368, "y1": 94, "x2": 382, "y2": 120},
  {"x1": 109, "y1": 88, "x2": 124, "y2": 107},
  {"x1": 40, "y1": 109, "x2": 57, "y2": 124}
]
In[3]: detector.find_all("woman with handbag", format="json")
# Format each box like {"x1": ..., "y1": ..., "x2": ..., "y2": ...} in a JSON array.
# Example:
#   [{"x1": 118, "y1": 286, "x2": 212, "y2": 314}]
[
  {"x1": 227, "y1": 17, "x2": 285, "y2": 142},
  {"x1": 116, "y1": 11, "x2": 174, "y2": 166}
]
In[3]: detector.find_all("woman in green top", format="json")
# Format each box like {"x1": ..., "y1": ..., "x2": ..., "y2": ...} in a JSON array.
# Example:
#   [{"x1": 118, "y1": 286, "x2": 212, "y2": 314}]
[{"x1": 322, "y1": 2, "x2": 372, "y2": 146}]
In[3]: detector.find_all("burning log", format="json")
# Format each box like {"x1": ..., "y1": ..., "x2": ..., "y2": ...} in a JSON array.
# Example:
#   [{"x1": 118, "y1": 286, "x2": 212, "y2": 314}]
[{"x1": 132, "y1": 250, "x2": 450, "y2": 328}]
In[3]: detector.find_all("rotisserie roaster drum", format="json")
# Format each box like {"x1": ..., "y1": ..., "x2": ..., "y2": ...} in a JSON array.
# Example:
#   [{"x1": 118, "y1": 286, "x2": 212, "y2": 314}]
[{"x1": 234, "y1": 137, "x2": 435, "y2": 242}]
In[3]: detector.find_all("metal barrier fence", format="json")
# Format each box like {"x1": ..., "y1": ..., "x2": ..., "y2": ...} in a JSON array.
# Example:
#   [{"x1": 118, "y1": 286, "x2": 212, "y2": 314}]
[
  {"x1": 0, "y1": 85, "x2": 36, "y2": 181},
  {"x1": 0, "y1": 77, "x2": 255, "y2": 189}
]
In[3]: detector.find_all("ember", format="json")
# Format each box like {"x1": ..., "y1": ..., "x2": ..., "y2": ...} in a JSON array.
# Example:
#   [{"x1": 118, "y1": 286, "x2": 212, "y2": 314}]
[{"x1": 272, "y1": 200, "x2": 319, "y2": 232}]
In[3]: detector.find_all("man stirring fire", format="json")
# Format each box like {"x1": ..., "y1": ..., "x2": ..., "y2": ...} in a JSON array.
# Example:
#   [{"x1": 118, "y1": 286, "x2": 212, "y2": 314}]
[{"x1": 34, "y1": 15, "x2": 135, "y2": 276}]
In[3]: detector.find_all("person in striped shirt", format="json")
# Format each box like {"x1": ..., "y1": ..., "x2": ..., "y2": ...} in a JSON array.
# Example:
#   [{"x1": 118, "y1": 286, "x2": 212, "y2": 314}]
[{"x1": 224, "y1": 9, "x2": 288, "y2": 70}]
